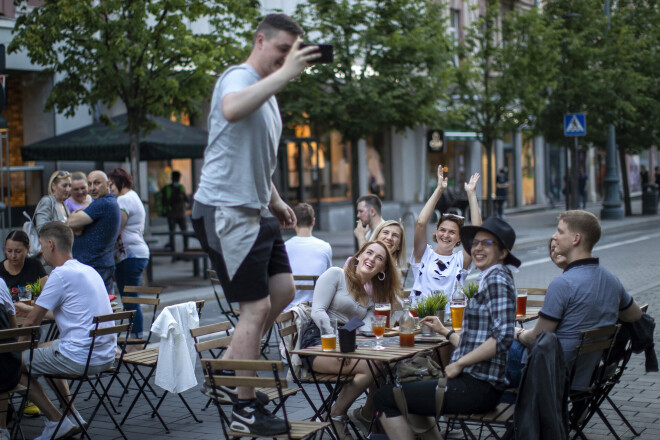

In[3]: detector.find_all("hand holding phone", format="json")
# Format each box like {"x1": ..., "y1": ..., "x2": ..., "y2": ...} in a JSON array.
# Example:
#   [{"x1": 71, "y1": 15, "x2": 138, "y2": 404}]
[{"x1": 300, "y1": 43, "x2": 334, "y2": 64}]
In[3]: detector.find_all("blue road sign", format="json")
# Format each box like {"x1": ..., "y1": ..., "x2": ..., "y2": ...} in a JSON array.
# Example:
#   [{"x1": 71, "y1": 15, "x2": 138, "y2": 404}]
[{"x1": 564, "y1": 113, "x2": 586, "y2": 136}]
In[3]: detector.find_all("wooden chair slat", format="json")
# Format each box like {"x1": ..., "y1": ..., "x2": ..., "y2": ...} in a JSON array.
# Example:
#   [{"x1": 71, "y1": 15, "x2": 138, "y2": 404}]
[
  {"x1": 92, "y1": 323, "x2": 132, "y2": 337},
  {"x1": 191, "y1": 321, "x2": 232, "y2": 338},
  {"x1": 121, "y1": 297, "x2": 160, "y2": 306},
  {"x1": 123, "y1": 286, "x2": 164, "y2": 295},
  {"x1": 276, "y1": 311, "x2": 294, "y2": 324},
  {"x1": 203, "y1": 358, "x2": 284, "y2": 372},
  {"x1": 206, "y1": 376, "x2": 286, "y2": 389},
  {"x1": 195, "y1": 336, "x2": 232, "y2": 353}
]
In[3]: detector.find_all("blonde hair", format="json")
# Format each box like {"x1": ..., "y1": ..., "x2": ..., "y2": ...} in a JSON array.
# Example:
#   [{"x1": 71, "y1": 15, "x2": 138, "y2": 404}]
[
  {"x1": 47, "y1": 170, "x2": 71, "y2": 196},
  {"x1": 344, "y1": 241, "x2": 402, "y2": 305},
  {"x1": 370, "y1": 220, "x2": 407, "y2": 268}
]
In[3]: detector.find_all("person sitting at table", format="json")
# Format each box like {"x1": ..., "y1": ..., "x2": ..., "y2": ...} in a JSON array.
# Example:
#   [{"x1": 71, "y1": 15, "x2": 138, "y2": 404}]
[
  {"x1": 108, "y1": 168, "x2": 150, "y2": 338},
  {"x1": 373, "y1": 217, "x2": 519, "y2": 440},
  {"x1": 0, "y1": 278, "x2": 20, "y2": 440},
  {"x1": 410, "y1": 165, "x2": 481, "y2": 310},
  {"x1": 14, "y1": 222, "x2": 116, "y2": 440},
  {"x1": 302, "y1": 241, "x2": 401, "y2": 439},
  {"x1": 511, "y1": 210, "x2": 642, "y2": 390},
  {"x1": 64, "y1": 171, "x2": 93, "y2": 213},
  {"x1": 370, "y1": 220, "x2": 408, "y2": 281},
  {"x1": 549, "y1": 237, "x2": 568, "y2": 270},
  {"x1": 0, "y1": 231, "x2": 48, "y2": 302}
]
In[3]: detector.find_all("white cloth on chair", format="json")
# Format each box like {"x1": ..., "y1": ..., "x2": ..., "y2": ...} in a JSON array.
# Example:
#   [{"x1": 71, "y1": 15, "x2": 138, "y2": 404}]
[{"x1": 151, "y1": 301, "x2": 200, "y2": 393}]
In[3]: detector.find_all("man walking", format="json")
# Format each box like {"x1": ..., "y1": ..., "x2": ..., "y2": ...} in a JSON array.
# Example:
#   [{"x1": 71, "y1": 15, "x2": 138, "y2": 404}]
[
  {"x1": 191, "y1": 13, "x2": 320, "y2": 435},
  {"x1": 161, "y1": 170, "x2": 190, "y2": 251},
  {"x1": 353, "y1": 194, "x2": 385, "y2": 247},
  {"x1": 67, "y1": 170, "x2": 121, "y2": 294},
  {"x1": 512, "y1": 210, "x2": 642, "y2": 390}
]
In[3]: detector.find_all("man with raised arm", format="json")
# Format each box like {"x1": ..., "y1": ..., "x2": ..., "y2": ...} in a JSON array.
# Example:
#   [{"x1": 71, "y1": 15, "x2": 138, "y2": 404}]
[{"x1": 191, "y1": 13, "x2": 320, "y2": 436}]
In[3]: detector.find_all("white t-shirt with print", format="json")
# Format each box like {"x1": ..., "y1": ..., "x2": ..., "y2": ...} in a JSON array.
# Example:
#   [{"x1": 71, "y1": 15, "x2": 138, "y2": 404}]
[
  {"x1": 35, "y1": 259, "x2": 115, "y2": 365},
  {"x1": 284, "y1": 236, "x2": 333, "y2": 310},
  {"x1": 409, "y1": 245, "x2": 470, "y2": 312},
  {"x1": 116, "y1": 190, "x2": 149, "y2": 260}
]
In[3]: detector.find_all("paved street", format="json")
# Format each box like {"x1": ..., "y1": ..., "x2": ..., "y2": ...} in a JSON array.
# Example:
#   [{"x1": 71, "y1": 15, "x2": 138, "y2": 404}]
[{"x1": 15, "y1": 202, "x2": 660, "y2": 439}]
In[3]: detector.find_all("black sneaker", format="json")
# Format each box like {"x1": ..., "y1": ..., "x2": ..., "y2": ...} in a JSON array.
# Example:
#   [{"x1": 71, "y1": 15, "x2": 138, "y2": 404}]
[
  {"x1": 230, "y1": 400, "x2": 288, "y2": 436},
  {"x1": 202, "y1": 384, "x2": 269, "y2": 405}
]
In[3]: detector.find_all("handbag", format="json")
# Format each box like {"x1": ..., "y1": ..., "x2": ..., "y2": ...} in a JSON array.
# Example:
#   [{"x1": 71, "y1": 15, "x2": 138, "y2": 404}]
[{"x1": 22, "y1": 211, "x2": 41, "y2": 258}]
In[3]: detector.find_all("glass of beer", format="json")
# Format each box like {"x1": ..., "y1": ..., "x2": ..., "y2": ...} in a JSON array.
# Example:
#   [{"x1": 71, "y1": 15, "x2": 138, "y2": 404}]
[
  {"x1": 321, "y1": 318, "x2": 337, "y2": 351},
  {"x1": 18, "y1": 287, "x2": 32, "y2": 306},
  {"x1": 450, "y1": 303, "x2": 466, "y2": 332},
  {"x1": 371, "y1": 315, "x2": 387, "y2": 350},
  {"x1": 516, "y1": 289, "x2": 528, "y2": 317},
  {"x1": 374, "y1": 303, "x2": 391, "y2": 328}
]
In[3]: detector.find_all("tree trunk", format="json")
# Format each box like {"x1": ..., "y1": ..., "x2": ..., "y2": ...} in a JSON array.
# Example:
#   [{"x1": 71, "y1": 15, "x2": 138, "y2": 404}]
[
  {"x1": 350, "y1": 137, "x2": 360, "y2": 252},
  {"x1": 617, "y1": 146, "x2": 632, "y2": 216},
  {"x1": 128, "y1": 117, "x2": 141, "y2": 195}
]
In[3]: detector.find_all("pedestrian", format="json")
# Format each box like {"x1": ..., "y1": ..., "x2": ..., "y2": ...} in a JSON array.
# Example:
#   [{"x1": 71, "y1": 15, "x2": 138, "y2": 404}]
[
  {"x1": 495, "y1": 168, "x2": 509, "y2": 218},
  {"x1": 191, "y1": 13, "x2": 321, "y2": 436},
  {"x1": 578, "y1": 167, "x2": 588, "y2": 209},
  {"x1": 161, "y1": 170, "x2": 189, "y2": 251},
  {"x1": 640, "y1": 165, "x2": 649, "y2": 188},
  {"x1": 655, "y1": 166, "x2": 660, "y2": 187}
]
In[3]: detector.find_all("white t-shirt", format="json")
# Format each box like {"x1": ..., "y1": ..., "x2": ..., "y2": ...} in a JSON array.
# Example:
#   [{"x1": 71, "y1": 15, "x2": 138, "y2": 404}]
[
  {"x1": 35, "y1": 260, "x2": 115, "y2": 365},
  {"x1": 284, "y1": 236, "x2": 333, "y2": 309},
  {"x1": 0, "y1": 278, "x2": 15, "y2": 315},
  {"x1": 116, "y1": 190, "x2": 149, "y2": 261},
  {"x1": 195, "y1": 63, "x2": 281, "y2": 211},
  {"x1": 409, "y1": 245, "x2": 470, "y2": 312}
]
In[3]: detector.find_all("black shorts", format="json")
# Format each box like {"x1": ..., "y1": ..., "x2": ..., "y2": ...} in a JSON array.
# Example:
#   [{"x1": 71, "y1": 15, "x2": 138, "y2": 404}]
[{"x1": 192, "y1": 202, "x2": 291, "y2": 303}]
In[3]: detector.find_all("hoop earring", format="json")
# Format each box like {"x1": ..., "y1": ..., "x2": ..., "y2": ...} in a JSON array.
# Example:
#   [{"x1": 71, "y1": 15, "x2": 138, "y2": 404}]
[
  {"x1": 378, "y1": 272, "x2": 385, "y2": 281},
  {"x1": 354, "y1": 259, "x2": 359, "y2": 266}
]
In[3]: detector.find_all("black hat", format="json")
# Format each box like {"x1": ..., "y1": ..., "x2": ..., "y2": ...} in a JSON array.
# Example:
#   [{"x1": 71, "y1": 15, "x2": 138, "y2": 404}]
[{"x1": 461, "y1": 217, "x2": 521, "y2": 268}]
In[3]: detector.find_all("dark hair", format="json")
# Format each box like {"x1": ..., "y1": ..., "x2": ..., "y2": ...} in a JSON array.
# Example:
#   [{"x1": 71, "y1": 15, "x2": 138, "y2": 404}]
[
  {"x1": 558, "y1": 210, "x2": 601, "y2": 251},
  {"x1": 293, "y1": 203, "x2": 314, "y2": 228},
  {"x1": 432, "y1": 213, "x2": 465, "y2": 243},
  {"x1": 39, "y1": 222, "x2": 74, "y2": 253},
  {"x1": 5, "y1": 230, "x2": 29, "y2": 248},
  {"x1": 108, "y1": 168, "x2": 133, "y2": 191},
  {"x1": 171, "y1": 171, "x2": 181, "y2": 182},
  {"x1": 357, "y1": 194, "x2": 382, "y2": 216},
  {"x1": 254, "y1": 13, "x2": 304, "y2": 45}
]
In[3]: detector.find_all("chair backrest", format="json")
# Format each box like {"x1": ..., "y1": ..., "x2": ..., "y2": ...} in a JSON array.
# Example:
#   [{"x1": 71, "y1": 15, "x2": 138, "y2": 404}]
[
  {"x1": 121, "y1": 285, "x2": 163, "y2": 346},
  {"x1": 84, "y1": 310, "x2": 135, "y2": 375},
  {"x1": 293, "y1": 275, "x2": 318, "y2": 291},
  {"x1": 518, "y1": 287, "x2": 547, "y2": 308},
  {"x1": 195, "y1": 299, "x2": 206, "y2": 319},
  {"x1": 276, "y1": 311, "x2": 298, "y2": 365},
  {"x1": 570, "y1": 324, "x2": 620, "y2": 390},
  {"x1": 191, "y1": 321, "x2": 233, "y2": 362},
  {"x1": 208, "y1": 275, "x2": 240, "y2": 324}
]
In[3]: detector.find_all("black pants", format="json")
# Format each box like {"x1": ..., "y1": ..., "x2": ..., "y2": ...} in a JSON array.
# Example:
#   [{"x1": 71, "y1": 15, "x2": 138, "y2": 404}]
[
  {"x1": 167, "y1": 216, "x2": 188, "y2": 249},
  {"x1": 374, "y1": 373, "x2": 502, "y2": 417}
]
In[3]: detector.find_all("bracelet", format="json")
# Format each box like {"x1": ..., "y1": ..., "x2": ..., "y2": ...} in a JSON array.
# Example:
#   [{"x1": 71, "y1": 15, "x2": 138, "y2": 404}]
[
  {"x1": 517, "y1": 329, "x2": 525, "y2": 341},
  {"x1": 446, "y1": 329, "x2": 455, "y2": 340}
]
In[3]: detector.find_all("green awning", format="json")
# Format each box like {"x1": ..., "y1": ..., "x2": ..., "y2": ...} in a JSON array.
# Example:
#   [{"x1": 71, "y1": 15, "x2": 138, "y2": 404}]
[{"x1": 21, "y1": 114, "x2": 208, "y2": 162}]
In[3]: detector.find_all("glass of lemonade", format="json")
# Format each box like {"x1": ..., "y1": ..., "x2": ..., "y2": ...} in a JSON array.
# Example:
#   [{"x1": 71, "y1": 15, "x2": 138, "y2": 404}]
[
  {"x1": 321, "y1": 318, "x2": 337, "y2": 351},
  {"x1": 371, "y1": 315, "x2": 387, "y2": 350}
]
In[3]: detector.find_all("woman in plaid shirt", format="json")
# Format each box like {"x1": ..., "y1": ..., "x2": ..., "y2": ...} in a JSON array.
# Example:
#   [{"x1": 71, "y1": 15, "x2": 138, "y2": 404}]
[{"x1": 374, "y1": 217, "x2": 519, "y2": 439}]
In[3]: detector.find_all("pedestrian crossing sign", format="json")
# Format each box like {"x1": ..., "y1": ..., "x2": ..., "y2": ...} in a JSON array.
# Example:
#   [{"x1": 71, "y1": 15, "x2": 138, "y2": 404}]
[{"x1": 564, "y1": 113, "x2": 586, "y2": 136}]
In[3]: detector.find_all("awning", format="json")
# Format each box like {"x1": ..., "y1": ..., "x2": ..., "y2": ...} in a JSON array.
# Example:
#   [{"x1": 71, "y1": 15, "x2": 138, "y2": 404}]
[{"x1": 21, "y1": 114, "x2": 208, "y2": 162}]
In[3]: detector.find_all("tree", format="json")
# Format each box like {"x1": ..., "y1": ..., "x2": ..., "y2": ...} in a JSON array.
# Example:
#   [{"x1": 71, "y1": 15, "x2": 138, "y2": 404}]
[
  {"x1": 278, "y1": 0, "x2": 453, "y2": 217},
  {"x1": 10, "y1": 0, "x2": 259, "y2": 189},
  {"x1": 446, "y1": 0, "x2": 561, "y2": 216}
]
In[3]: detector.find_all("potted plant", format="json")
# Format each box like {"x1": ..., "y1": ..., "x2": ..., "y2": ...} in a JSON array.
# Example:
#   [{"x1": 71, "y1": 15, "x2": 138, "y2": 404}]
[
  {"x1": 28, "y1": 278, "x2": 43, "y2": 300},
  {"x1": 464, "y1": 282, "x2": 479, "y2": 302},
  {"x1": 412, "y1": 291, "x2": 449, "y2": 335}
]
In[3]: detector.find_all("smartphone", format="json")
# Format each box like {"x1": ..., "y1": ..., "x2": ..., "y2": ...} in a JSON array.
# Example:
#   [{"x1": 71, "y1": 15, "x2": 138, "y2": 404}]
[{"x1": 300, "y1": 43, "x2": 334, "y2": 64}]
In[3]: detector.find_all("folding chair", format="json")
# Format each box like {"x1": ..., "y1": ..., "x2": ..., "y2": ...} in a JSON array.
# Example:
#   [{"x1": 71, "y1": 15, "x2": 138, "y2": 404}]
[
  {"x1": 0, "y1": 325, "x2": 40, "y2": 439},
  {"x1": 42, "y1": 310, "x2": 135, "y2": 440},
  {"x1": 207, "y1": 269, "x2": 240, "y2": 326},
  {"x1": 275, "y1": 310, "x2": 355, "y2": 422},
  {"x1": 191, "y1": 321, "x2": 300, "y2": 415},
  {"x1": 120, "y1": 285, "x2": 163, "y2": 349},
  {"x1": 119, "y1": 301, "x2": 204, "y2": 433},
  {"x1": 568, "y1": 324, "x2": 621, "y2": 440},
  {"x1": 574, "y1": 305, "x2": 648, "y2": 440},
  {"x1": 203, "y1": 358, "x2": 329, "y2": 439}
]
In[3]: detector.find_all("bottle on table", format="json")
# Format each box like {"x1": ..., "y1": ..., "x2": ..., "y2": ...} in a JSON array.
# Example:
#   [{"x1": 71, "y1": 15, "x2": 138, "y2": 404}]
[
  {"x1": 399, "y1": 298, "x2": 415, "y2": 347},
  {"x1": 450, "y1": 273, "x2": 466, "y2": 332}
]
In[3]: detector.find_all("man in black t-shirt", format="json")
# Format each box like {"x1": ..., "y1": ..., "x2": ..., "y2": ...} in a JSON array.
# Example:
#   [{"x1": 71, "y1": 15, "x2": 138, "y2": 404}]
[{"x1": 161, "y1": 171, "x2": 190, "y2": 250}]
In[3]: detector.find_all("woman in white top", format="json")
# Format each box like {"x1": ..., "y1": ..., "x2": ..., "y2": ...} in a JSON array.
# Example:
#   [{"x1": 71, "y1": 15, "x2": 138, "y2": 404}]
[
  {"x1": 34, "y1": 170, "x2": 71, "y2": 231},
  {"x1": 410, "y1": 165, "x2": 482, "y2": 307},
  {"x1": 303, "y1": 241, "x2": 401, "y2": 439},
  {"x1": 108, "y1": 168, "x2": 150, "y2": 337}
]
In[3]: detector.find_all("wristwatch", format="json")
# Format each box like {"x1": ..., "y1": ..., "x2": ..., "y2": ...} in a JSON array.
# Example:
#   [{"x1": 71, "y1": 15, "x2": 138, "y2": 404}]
[{"x1": 446, "y1": 329, "x2": 456, "y2": 340}]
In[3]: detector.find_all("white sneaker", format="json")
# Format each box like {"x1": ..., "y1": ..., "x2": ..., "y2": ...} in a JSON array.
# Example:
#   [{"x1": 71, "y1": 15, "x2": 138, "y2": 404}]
[
  {"x1": 0, "y1": 428, "x2": 10, "y2": 440},
  {"x1": 67, "y1": 408, "x2": 88, "y2": 430},
  {"x1": 35, "y1": 416, "x2": 78, "y2": 440}
]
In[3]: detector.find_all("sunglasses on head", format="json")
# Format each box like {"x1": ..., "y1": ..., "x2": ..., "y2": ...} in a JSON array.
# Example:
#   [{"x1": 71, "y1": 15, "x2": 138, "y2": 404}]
[
  {"x1": 57, "y1": 171, "x2": 71, "y2": 177},
  {"x1": 439, "y1": 213, "x2": 465, "y2": 227}
]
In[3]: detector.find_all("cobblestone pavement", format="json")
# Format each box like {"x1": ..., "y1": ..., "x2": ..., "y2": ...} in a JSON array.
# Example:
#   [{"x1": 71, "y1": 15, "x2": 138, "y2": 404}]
[{"x1": 15, "y1": 202, "x2": 660, "y2": 439}]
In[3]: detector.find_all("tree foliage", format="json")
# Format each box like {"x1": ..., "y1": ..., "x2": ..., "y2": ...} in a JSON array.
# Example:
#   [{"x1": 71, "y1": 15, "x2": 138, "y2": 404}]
[
  {"x1": 278, "y1": 0, "x2": 453, "y2": 142},
  {"x1": 9, "y1": 0, "x2": 259, "y2": 183},
  {"x1": 446, "y1": 0, "x2": 561, "y2": 214}
]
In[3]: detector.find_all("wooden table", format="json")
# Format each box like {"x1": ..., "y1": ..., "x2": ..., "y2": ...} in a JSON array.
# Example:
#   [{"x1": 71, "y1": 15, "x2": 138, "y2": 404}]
[{"x1": 516, "y1": 307, "x2": 541, "y2": 325}]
